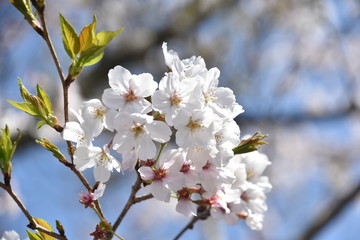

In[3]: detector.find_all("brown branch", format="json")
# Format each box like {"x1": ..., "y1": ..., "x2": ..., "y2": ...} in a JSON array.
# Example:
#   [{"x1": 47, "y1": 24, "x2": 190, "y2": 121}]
[
  {"x1": 134, "y1": 193, "x2": 153, "y2": 203},
  {"x1": 81, "y1": 0, "x2": 237, "y2": 98},
  {"x1": 173, "y1": 217, "x2": 199, "y2": 240},
  {"x1": 0, "y1": 182, "x2": 67, "y2": 240},
  {"x1": 111, "y1": 172, "x2": 143, "y2": 234},
  {"x1": 298, "y1": 182, "x2": 360, "y2": 240},
  {"x1": 38, "y1": 10, "x2": 65, "y2": 85}
]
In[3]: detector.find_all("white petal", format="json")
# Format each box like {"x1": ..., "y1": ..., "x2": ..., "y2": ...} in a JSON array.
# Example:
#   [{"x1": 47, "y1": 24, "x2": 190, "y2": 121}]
[
  {"x1": 164, "y1": 172, "x2": 186, "y2": 191},
  {"x1": 94, "y1": 166, "x2": 111, "y2": 183},
  {"x1": 175, "y1": 128, "x2": 191, "y2": 148},
  {"x1": 131, "y1": 73, "x2": 158, "y2": 97},
  {"x1": 113, "y1": 133, "x2": 135, "y2": 153},
  {"x1": 121, "y1": 150, "x2": 137, "y2": 171},
  {"x1": 110, "y1": 158, "x2": 121, "y2": 172},
  {"x1": 102, "y1": 88, "x2": 125, "y2": 110},
  {"x1": 108, "y1": 65, "x2": 131, "y2": 92},
  {"x1": 150, "y1": 181, "x2": 171, "y2": 202},
  {"x1": 104, "y1": 109, "x2": 118, "y2": 132},
  {"x1": 136, "y1": 136, "x2": 156, "y2": 160},
  {"x1": 62, "y1": 122, "x2": 85, "y2": 142},
  {"x1": 147, "y1": 121, "x2": 171, "y2": 143},
  {"x1": 162, "y1": 42, "x2": 179, "y2": 67},
  {"x1": 93, "y1": 183, "x2": 106, "y2": 199},
  {"x1": 176, "y1": 199, "x2": 197, "y2": 218},
  {"x1": 74, "y1": 155, "x2": 96, "y2": 171},
  {"x1": 138, "y1": 166, "x2": 155, "y2": 181}
]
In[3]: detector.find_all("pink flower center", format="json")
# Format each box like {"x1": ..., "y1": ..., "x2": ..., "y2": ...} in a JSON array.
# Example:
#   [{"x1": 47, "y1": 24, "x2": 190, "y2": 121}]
[
  {"x1": 180, "y1": 163, "x2": 191, "y2": 174},
  {"x1": 202, "y1": 161, "x2": 212, "y2": 170},
  {"x1": 153, "y1": 168, "x2": 168, "y2": 180},
  {"x1": 170, "y1": 91, "x2": 182, "y2": 106},
  {"x1": 79, "y1": 192, "x2": 95, "y2": 208},
  {"x1": 186, "y1": 118, "x2": 202, "y2": 132},
  {"x1": 177, "y1": 188, "x2": 191, "y2": 200},
  {"x1": 124, "y1": 89, "x2": 138, "y2": 102},
  {"x1": 131, "y1": 123, "x2": 146, "y2": 137}
]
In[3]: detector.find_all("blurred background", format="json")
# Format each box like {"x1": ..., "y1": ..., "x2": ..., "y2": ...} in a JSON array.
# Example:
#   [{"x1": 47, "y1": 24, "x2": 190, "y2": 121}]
[{"x1": 1, "y1": 0, "x2": 360, "y2": 239}]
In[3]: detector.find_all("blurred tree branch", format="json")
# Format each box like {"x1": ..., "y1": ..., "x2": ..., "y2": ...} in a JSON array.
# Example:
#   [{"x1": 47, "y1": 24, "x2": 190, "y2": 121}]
[
  {"x1": 298, "y1": 181, "x2": 360, "y2": 240},
  {"x1": 80, "y1": 0, "x2": 237, "y2": 98}
]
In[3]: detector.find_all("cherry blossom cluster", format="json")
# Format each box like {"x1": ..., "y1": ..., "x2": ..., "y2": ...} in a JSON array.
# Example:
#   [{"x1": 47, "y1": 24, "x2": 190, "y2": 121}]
[{"x1": 62, "y1": 43, "x2": 271, "y2": 230}]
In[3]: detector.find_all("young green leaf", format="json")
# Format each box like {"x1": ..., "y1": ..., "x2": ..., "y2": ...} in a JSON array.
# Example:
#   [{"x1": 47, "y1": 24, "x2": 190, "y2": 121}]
[
  {"x1": 36, "y1": 84, "x2": 52, "y2": 115},
  {"x1": 0, "y1": 125, "x2": 21, "y2": 184},
  {"x1": 59, "y1": 13, "x2": 80, "y2": 59},
  {"x1": 26, "y1": 230, "x2": 43, "y2": 240},
  {"x1": 77, "y1": 46, "x2": 104, "y2": 67},
  {"x1": 81, "y1": 50, "x2": 104, "y2": 66},
  {"x1": 7, "y1": 101, "x2": 37, "y2": 116},
  {"x1": 8, "y1": 78, "x2": 60, "y2": 129},
  {"x1": 233, "y1": 132, "x2": 268, "y2": 155},
  {"x1": 9, "y1": 0, "x2": 33, "y2": 18},
  {"x1": 18, "y1": 78, "x2": 31, "y2": 101},
  {"x1": 34, "y1": 218, "x2": 55, "y2": 240},
  {"x1": 96, "y1": 28, "x2": 123, "y2": 47},
  {"x1": 36, "y1": 121, "x2": 46, "y2": 129},
  {"x1": 79, "y1": 15, "x2": 97, "y2": 53},
  {"x1": 36, "y1": 138, "x2": 67, "y2": 163}
]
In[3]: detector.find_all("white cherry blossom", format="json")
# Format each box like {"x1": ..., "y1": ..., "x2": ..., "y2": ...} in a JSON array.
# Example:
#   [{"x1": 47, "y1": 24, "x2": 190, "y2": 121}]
[
  {"x1": 79, "y1": 99, "x2": 108, "y2": 137},
  {"x1": 102, "y1": 65, "x2": 157, "y2": 113},
  {"x1": 112, "y1": 113, "x2": 171, "y2": 160},
  {"x1": 152, "y1": 71, "x2": 202, "y2": 126},
  {"x1": 62, "y1": 121, "x2": 92, "y2": 146},
  {"x1": 172, "y1": 108, "x2": 219, "y2": 149},
  {"x1": 74, "y1": 144, "x2": 120, "y2": 182},
  {"x1": 138, "y1": 149, "x2": 185, "y2": 202}
]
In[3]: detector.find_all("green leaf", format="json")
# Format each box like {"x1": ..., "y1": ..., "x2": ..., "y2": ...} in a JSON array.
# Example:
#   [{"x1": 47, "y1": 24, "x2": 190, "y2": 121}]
[
  {"x1": 34, "y1": 218, "x2": 55, "y2": 240},
  {"x1": 36, "y1": 138, "x2": 67, "y2": 163},
  {"x1": 77, "y1": 46, "x2": 104, "y2": 67},
  {"x1": 0, "y1": 125, "x2": 20, "y2": 163},
  {"x1": 59, "y1": 13, "x2": 80, "y2": 59},
  {"x1": 36, "y1": 84, "x2": 52, "y2": 115},
  {"x1": 0, "y1": 127, "x2": 10, "y2": 163},
  {"x1": 7, "y1": 101, "x2": 37, "y2": 116},
  {"x1": 37, "y1": 121, "x2": 46, "y2": 129},
  {"x1": 26, "y1": 230, "x2": 43, "y2": 240},
  {"x1": 9, "y1": 0, "x2": 33, "y2": 17},
  {"x1": 82, "y1": 50, "x2": 104, "y2": 66},
  {"x1": 79, "y1": 15, "x2": 97, "y2": 53},
  {"x1": 9, "y1": 78, "x2": 59, "y2": 128},
  {"x1": 55, "y1": 220, "x2": 65, "y2": 236},
  {"x1": 96, "y1": 28, "x2": 123, "y2": 47},
  {"x1": 18, "y1": 78, "x2": 31, "y2": 102},
  {"x1": 9, "y1": 128, "x2": 21, "y2": 162},
  {"x1": 233, "y1": 132, "x2": 268, "y2": 155}
]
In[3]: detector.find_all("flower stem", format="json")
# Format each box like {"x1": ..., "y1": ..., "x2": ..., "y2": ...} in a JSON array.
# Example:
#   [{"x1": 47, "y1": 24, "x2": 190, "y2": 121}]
[
  {"x1": 173, "y1": 217, "x2": 199, "y2": 240},
  {"x1": 0, "y1": 182, "x2": 67, "y2": 240},
  {"x1": 154, "y1": 143, "x2": 167, "y2": 166}
]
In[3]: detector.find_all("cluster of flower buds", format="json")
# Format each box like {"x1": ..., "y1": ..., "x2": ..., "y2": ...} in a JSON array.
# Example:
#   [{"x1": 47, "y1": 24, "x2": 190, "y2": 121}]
[{"x1": 63, "y1": 43, "x2": 271, "y2": 230}]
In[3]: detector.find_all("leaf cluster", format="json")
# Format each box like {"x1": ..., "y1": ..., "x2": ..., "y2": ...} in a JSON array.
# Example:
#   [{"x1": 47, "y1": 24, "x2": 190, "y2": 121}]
[
  {"x1": 59, "y1": 14, "x2": 123, "y2": 78},
  {"x1": 0, "y1": 125, "x2": 21, "y2": 177},
  {"x1": 232, "y1": 132, "x2": 268, "y2": 155},
  {"x1": 27, "y1": 218, "x2": 56, "y2": 240},
  {"x1": 8, "y1": 78, "x2": 59, "y2": 129}
]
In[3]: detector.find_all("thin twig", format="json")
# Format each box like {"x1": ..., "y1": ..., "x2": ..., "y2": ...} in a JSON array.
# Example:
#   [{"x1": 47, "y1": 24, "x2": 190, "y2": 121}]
[
  {"x1": 134, "y1": 193, "x2": 153, "y2": 203},
  {"x1": 38, "y1": 11, "x2": 65, "y2": 84},
  {"x1": 173, "y1": 217, "x2": 199, "y2": 240},
  {"x1": 298, "y1": 182, "x2": 360, "y2": 240},
  {"x1": 36, "y1": 4, "x2": 106, "y2": 222},
  {"x1": 111, "y1": 172, "x2": 143, "y2": 233},
  {"x1": 0, "y1": 182, "x2": 67, "y2": 240}
]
